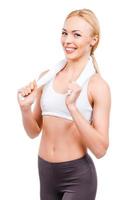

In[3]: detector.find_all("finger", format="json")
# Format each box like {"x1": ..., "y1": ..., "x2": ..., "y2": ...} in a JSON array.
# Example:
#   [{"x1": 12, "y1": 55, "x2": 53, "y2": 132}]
[
  {"x1": 20, "y1": 91, "x2": 25, "y2": 96},
  {"x1": 23, "y1": 87, "x2": 31, "y2": 96},
  {"x1": 32, "y1": 80, "x2": 37, "y2": 88},
  {"x1": 21, "y1": 88, "x2": 28, "y2": 96},
  {"x1": 26, "y1": 86, "x2": 31, "y2": 94},
  {"x1": 30, "y1": 82, "x2": 34, "y2": 90}
]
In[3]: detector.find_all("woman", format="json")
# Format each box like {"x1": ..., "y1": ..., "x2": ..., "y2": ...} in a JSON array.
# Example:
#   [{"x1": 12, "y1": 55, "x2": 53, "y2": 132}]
[{"x1": 17, "y1": 9, "x2": 111, "y2": 200}]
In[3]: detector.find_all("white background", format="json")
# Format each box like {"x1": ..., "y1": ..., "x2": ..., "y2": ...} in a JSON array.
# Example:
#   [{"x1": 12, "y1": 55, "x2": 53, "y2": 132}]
[{"x1": 0, "y1": 0, "x2": 134, "y2": 199}]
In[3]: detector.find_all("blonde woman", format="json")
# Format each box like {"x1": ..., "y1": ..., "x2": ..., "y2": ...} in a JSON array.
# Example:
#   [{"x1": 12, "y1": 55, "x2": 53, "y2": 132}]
[{"x1": 17, "y1": 9, "x2": 111, "y2": 200}]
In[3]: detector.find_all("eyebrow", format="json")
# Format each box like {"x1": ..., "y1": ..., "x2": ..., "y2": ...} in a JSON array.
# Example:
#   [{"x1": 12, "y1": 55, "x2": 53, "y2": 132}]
[{"x1": 62, "y1": 28, "x2": 81, "y2": 33}]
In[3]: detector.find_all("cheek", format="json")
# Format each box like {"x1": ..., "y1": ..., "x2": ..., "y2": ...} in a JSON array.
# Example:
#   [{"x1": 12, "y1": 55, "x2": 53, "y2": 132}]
[
  {"x1": 78, "y1": 39, "x2": 90, "y2": 50},
  {"x1": 60, "y1": 36, "x2": 65, "y2": 45}
]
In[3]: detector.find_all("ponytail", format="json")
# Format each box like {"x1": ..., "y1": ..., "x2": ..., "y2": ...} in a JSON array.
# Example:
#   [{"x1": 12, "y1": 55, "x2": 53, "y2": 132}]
[{"x1": 91, "y1": 53, "x2": 100, "y2": 74}]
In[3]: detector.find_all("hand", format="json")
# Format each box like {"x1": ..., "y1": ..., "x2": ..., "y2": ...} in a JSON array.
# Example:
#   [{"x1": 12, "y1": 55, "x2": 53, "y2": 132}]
[
  {"x1": 65, "y1": 81, "x2": 82, "y2": 109},
  {"x1": 17, "y1": 80, "x2": 38, "y2": 111}
]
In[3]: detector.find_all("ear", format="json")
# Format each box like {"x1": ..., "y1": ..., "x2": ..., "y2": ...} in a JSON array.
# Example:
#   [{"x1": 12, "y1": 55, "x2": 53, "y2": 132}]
[{"x1": 90, "y1": 35, "x2": 99, "y2": 47}]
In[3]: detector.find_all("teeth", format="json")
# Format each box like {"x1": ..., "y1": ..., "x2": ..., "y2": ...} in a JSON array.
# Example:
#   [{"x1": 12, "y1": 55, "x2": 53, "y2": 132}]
[
  {"x1": 66, "y1": 48, "x2": 76, "y2": 50},
  {"x1": 65, "y1": 47, "x2": 77, "y2": 53}
]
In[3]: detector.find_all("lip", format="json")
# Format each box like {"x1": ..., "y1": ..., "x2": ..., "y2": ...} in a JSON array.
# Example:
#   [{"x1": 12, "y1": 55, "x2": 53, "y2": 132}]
[{"x1": 64, "y1": 47, "x2": 77, "y2": 54}]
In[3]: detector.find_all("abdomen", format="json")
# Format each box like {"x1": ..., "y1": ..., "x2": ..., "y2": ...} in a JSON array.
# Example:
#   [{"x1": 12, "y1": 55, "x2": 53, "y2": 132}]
[{"x1": 38, "y1": 116, "x2": 87, "y2": 162}]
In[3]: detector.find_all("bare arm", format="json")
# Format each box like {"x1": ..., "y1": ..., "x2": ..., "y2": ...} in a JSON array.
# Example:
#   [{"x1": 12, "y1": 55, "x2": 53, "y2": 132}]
[
  {"x1": 20, "y1": 106, "x2": 41, "y2": 139},
  {"x1": 18, "y1": 69, "x2": 49, "y2": 139},
  {"x1": 68, "y1": 74, "x2": 111, "y2": 158},
  {"x1": 20, "y1": 86, "x2": 43, "y2": 139}
]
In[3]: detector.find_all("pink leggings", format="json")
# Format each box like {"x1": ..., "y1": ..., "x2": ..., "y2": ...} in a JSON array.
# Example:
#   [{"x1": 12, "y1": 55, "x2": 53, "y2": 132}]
[{"x1": 38, "y1": 152, "x2": 97, "y2": 200}]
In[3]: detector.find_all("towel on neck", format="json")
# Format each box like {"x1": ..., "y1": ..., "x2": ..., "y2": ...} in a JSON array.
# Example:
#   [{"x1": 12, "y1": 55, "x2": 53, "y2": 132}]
[{"x1": 37, "y1": 56, "x2": 95, "y2": 88}]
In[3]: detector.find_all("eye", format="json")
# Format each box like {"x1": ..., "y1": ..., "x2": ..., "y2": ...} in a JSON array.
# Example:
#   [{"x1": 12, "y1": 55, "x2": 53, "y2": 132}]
[
  {"x1": 62, "y1": 31, "x2": 67, "y2": 36},
  {"x1": 74, "y1": 33, "x2": 81, "y2": 37}
]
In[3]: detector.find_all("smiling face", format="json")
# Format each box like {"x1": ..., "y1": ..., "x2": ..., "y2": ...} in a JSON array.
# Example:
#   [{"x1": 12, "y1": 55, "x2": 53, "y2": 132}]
[{"x1": 61, "y1": 16, "x2": 98, "y2": 61}]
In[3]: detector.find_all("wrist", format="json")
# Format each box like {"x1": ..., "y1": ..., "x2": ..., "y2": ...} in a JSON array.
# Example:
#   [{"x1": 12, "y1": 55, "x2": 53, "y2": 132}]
[{"x1": 20, "y1": 105, "x2": 31, "y2": 113}]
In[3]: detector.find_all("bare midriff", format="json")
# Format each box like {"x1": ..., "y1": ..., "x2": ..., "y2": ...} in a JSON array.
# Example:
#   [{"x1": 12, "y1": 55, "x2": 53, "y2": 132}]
[{"x1": 38, "y1": 115, "x2": 87, "y2": 163}]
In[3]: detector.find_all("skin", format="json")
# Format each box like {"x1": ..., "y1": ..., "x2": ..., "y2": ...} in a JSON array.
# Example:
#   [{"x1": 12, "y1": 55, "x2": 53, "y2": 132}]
[{"x1": 19, "y1": 16, "x2": 111, "y2": 162}]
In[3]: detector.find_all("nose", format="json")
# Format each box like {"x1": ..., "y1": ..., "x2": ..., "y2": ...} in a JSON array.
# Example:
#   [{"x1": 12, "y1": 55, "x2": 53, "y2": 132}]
[{"x1": 64, "y1": 34, "x2": 73, "y2": 44}]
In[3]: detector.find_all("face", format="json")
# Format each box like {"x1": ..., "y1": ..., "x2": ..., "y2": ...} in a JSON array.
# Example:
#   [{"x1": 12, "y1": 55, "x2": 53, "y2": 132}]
[{"x1": 61, "y1": 16, "x2": 98, "y2": 61}]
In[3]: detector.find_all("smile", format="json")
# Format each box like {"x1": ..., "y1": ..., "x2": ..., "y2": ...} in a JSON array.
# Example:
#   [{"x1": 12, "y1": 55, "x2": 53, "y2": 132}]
[{"x1": 64, "y1": 47, "x2": 77, "y2": 54}]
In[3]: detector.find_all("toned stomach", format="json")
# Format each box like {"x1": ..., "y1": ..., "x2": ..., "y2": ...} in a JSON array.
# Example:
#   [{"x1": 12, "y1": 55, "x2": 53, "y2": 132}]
[{"x1": 38, "y1": 115, "x2": 87, "y2": 162}]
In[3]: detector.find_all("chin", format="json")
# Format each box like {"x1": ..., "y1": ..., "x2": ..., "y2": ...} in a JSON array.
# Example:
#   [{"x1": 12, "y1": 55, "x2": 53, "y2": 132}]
[{"x1": 65, "y1": 54, "x2": 81, "y2": 61}]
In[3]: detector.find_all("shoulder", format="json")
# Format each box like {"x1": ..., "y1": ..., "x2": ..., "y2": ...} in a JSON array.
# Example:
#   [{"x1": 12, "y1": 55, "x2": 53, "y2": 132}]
[
  {"x1": 90, "y1": 73, "x2": 110, "y2": 92},
  {"x1": 88, "y1": 73, "x2": 111, "y2": 104}
]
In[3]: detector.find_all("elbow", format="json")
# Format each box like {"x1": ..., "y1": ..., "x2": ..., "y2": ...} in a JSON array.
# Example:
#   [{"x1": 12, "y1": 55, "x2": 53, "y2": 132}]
[
  {"x1": 29, "y1": 133, "x2": 40, "y2": 139},
  {"x1": 95, "y1": 149, "x2": 107, "y2": 159},
  {"x1": 29, "y1": 134, "x2": 37, "y2": 139},
  {"x1": 28, "y1": 130, "x2": 41, "y2": 139},
  {"x1": 95, "y1": 142, "x2": 109, "y2": 159}
]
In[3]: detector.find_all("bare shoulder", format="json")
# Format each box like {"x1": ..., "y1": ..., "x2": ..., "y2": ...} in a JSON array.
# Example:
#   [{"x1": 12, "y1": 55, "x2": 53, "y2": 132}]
[
  {"x1": 90, "y1": 73, "x2": 110, "y2": 90},
  {"x1": 89, "y1": 73, "x2": 111, "y2": 104}
]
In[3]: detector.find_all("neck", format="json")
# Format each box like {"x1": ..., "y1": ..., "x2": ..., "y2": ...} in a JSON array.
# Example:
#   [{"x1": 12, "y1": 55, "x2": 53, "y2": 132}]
[{"x1": 65, "y1": 54, "x2": 90, "y2": 73}]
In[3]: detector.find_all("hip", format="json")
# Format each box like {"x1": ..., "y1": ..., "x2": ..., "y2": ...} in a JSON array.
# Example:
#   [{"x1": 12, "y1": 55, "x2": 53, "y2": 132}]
[
  {"x1": 38, "y1": 152, "x2": 97, "y2": 180},
  {"x1": 38, "y1": 151, "x2": 98, "y2": 198}
]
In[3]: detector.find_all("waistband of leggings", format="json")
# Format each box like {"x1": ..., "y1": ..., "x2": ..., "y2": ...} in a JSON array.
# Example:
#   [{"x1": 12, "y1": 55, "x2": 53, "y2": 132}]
[{"x1": 38, "y1": 152, "x2": 93, "y2": 166}]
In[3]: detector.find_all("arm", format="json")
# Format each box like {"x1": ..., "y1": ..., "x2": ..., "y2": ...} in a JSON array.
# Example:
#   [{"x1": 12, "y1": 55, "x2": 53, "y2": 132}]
[
  {"x1": 19, "y1": 70, "x2": 49, "y2": 139},
  {"x1": 68, "y1": 74, "x2": 111, "y2": 159},
  {"x1": 20, "y1": 107, "x2": 41, "y2": 139},
  {"x1": 20, "y1": 87, "x2": 43, "y2": 139}
]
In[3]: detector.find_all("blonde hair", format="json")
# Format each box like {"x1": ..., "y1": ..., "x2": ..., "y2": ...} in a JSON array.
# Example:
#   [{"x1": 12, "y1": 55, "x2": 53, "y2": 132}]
[{"x1": 66, "y1": 8, "x2": 100, "y2": 73}]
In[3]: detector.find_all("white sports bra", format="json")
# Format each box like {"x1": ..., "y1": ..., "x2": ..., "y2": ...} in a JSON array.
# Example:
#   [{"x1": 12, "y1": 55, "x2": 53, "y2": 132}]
[{"x1": 40, "y1": 58, "x2": 96, "y2": 121}]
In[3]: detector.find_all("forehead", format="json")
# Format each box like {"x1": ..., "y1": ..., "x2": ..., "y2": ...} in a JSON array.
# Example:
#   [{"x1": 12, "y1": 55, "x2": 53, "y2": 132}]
[{"x1": 63, "y1": 16, "x2": 92, "y2": 34}]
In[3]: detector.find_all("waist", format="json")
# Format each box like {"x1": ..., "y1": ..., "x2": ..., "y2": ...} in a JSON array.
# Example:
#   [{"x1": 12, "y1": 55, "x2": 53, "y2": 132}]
[
  {"x1": 38, "y1": 144, "x2": 87, "y2": 162},
  {"x1": 38, "y1": 151, "x2": 94, "y2": 167}
]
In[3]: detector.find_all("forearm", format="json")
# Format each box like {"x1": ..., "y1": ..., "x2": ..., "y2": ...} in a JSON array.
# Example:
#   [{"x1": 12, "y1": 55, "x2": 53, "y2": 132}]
[
  {"x1": 20, "y1": 107, "x2": 40, "y2": 139},
  {"x1": 68, "y1": 105, "x2": 108, "y2": 158}
]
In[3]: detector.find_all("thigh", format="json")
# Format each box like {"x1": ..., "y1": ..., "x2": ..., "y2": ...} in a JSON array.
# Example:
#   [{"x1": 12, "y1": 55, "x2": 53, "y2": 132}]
[
  {"x1": 38, "y1": 156, "x2": 58, "y2": 200},
  {"x1": 62, "y1": 192, "x2": 95, "y2": 200},
  {"x1": 62, "y1": 164, "x2": 97, "y2": 200}
]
